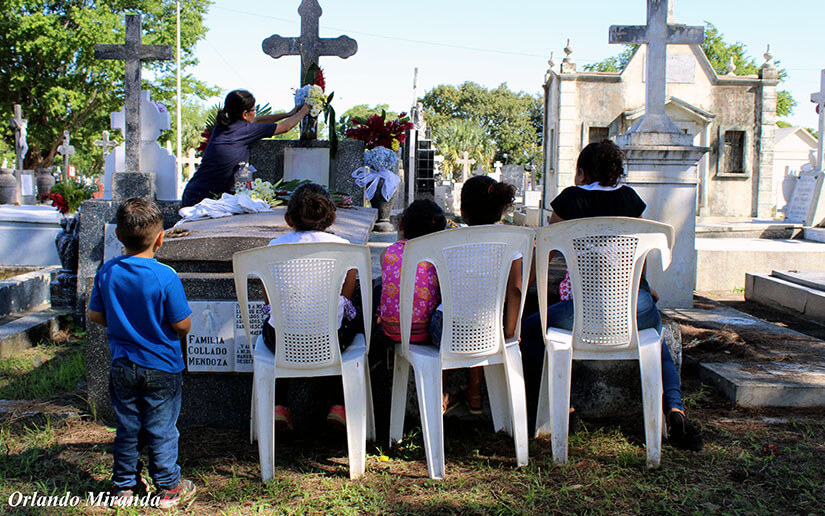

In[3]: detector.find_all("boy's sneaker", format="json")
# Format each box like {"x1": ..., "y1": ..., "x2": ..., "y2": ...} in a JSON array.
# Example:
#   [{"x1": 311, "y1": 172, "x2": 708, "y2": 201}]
[
  {"x1": 667, "y1": 411, "x2": 704, "y2": 452},
  {"x1": 327, "y1": 404, "x2": 346, "y2": 431},
  {"x1": 109, "y1": 483, "x2": 146, "y2": 508},
  {"x1": 157, "y1": 479, "x2": 196, "y2": 510},
  {"x1": 274, "y1": 405, "x2": 294, "y2": 432}
]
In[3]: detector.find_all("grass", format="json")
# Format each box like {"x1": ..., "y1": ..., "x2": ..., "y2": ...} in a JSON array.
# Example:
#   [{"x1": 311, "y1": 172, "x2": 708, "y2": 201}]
[{"x1": 0, "y1": 343, "x2": 85, "y2": 400}]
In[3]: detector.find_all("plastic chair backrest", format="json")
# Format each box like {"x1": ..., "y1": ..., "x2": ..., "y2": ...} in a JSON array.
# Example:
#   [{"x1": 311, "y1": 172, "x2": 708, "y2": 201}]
[
  {"x1": 233, "y1": 242, "x2": 372, "y2": 370},
  {"x1": 399, "y1": 225, "x2": 535, "y2": 360},
  {"x1": 535, "y1": 217, "x2": 673, "y2": 353}
]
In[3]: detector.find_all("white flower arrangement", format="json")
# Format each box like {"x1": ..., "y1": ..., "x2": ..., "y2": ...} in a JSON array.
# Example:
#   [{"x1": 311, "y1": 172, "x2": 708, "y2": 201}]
[
  {"x1": 363, "y1": 146, "x2": 399, "y2": 171},
  {"x1": 294, "y1": 84, "x2": 326, "y2": 117},
  {"x1": 235, "y1": 178, "x2": 282, "y2": 207}
]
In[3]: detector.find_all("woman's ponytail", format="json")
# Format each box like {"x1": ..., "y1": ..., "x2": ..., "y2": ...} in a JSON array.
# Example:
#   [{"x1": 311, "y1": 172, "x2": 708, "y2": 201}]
[{"x1": 217, "y1": 89, "x2": 256, "y2": 129}]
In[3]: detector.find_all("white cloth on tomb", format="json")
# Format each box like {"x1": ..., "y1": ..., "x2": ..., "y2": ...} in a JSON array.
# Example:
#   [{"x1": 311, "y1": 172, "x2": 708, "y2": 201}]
[{"x1": 176, "y1": 193, "x2": 271, "y2": 224}]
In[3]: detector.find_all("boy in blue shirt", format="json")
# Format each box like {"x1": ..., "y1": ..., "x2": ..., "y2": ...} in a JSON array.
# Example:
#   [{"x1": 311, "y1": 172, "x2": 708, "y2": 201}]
[{"x1": 89, "y1": 197, "x2": 195, "y2": 509}]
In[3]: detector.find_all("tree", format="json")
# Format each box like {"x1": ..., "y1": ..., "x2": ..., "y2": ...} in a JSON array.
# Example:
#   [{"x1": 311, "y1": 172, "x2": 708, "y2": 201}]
[
  {"x1": 432, "y1": 119, "x2": 496, "y2": 180},
  {"x1": 337, "y1": 104, "x2": 399, "y2": 140},
  {"x1": 0, "y1": 0, "x2": 217, "y2": 172},
  {"x1": 583, "y1": 22, "x2": 796, "y2": 117},
  {"x1": 420, "y1": 82, "x2": 543, "y2": 167}
]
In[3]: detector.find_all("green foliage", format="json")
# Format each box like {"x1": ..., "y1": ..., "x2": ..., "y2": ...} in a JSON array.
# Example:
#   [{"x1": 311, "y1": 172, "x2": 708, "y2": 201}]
[
  {"x1": 337, "y1": 104, "x2": 399, "y2": 139},
  {"x1": 48, "y1": 178, "x2": 97, "y2": 214},
  {"x1": 0, "y1": 0, "x2": 217, "y2": 171},
  {"x1": 421, "y1": 82, "x2": 543, "y2": 167},
  {"x1": 432, "y1": 119, "x2": 495, "y2": 180},
  {"x1": 0, "y1": 344, "x2": 85, "y2": 400},
  {"x1": 583, "y1": 22, "x2": 796, "y2": 118}
]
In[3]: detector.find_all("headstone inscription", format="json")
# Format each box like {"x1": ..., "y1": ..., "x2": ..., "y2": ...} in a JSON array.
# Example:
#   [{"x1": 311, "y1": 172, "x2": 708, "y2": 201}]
[
  {"x1": 784, "y1": 171, "x2": 824, "y2": 226},
  {"x1": 185, "y1": 301, "x2": 263, "y2": 373},
  {"x1": 56, "y1": 131, "x2": 75, "y2": 182},
  {"x1": 95, "y1": 14, "x2": 172, "y2": 199}
]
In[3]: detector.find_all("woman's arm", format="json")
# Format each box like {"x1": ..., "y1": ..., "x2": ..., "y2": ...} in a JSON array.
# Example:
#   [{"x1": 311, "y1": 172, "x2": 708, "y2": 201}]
[
  {"x1": 253, "y1": 105, "x2": 301, "y2": 124},
  {"x1": 503, "y1": 257, "x2": 524, "y2": 339},
  {"x1": 268, "y1": 104, "x2": 311, "y2": 136}
]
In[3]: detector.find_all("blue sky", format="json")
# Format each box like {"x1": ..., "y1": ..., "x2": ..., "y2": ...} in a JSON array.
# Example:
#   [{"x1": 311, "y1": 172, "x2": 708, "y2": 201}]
[{"x1": 191, "y1": 0, "x2": 824, "y2": 129}]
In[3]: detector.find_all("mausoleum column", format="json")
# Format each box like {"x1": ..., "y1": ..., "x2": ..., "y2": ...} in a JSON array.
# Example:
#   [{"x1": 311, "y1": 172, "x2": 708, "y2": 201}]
[{"x1": 756, "y1": 50, "x2": 779, "y2": 219}]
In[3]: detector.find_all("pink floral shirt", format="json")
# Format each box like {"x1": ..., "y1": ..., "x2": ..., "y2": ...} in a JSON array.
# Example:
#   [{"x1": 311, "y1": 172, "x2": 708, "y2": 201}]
[{"x1": 379, "y1": 240, "x2": 440, "y2": 342}]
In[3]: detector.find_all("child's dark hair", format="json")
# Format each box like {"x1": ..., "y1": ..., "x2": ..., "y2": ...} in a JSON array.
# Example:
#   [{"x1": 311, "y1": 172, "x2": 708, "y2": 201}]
[
  {"x1": 400, "y1": 199, "x2": 446, "y2": 239},
  {"x1": 577, "y1": 139, "x2": 625, "y2": 187},
  {"x1": 287, "y1": 183, "x2": 336, "y2": 231},
  {"x1": 116, "y1": 197, "x2": 163, "y2": 252},
  {"x1": 216, "y1": 89, "x2": 255, "y2": 129},
  {"x1": 460, "y1": 175, "x2": 515, "y2": 225}
]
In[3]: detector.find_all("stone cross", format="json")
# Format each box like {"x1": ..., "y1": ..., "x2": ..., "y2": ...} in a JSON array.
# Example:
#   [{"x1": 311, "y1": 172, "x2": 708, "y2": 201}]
[
  {"x1": 9, "y1": 105, "x2": 28, "y2": 170},
  {"x1": 262, "y1": 0, "x2": 358, "y2": 85},
  {"x1": 609, "y1": 0, "x2": 704, "y2": 134},
  {"x1": 56, "y1": 131, "x2": 75, "y2": 181},
  {"x1": 180, "y1": 148, "x2": 202, "y2": 179},
  {"x1": 456, "y1": 151, "x2": 476, "y2": 182},
  {"x1": 94, "y1": 131, "x2": 118, "y2": 158},
  {"x1": 811, "y1": 69, "x2": 825, "y2": 171},
  {"x1": 95, "y1": 14, "x2": 172, "y2": 174}
]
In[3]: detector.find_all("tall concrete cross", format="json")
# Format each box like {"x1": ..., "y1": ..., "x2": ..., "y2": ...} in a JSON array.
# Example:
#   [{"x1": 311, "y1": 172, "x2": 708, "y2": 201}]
[
  {"x1": 94, "y1": 14, "x2": 172, "y2": 173},
  {"x1": 262, "y1": 0, "x2": 358, "y2": 85},
  {"x1": 609, "y1": 0, "x2": 704, "y2": 134},
  {"x1": 9, "y1": 105, "x2": 28, "y2": 170},
  {"x1": 811, "y1": 69, "x2": 825, "y2": 171},
  {"x1": 94, "y1": 131, "x2": 118, "y2": 158},
  {"x1": 456, "y1": 151, "x2": 476, "y2": 182},
  {"x1": 56, "y1": 130, "x2": 75, "y2": 181}
]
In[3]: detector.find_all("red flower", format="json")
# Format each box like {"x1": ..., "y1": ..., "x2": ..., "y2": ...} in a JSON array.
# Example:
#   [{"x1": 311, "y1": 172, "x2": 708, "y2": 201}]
[
  {"x1": 315, "y1": 67, "x2": 326, "y2": 91},
  {"x1": 344, "y1": 112, "x2": 413, "y2": 150},
  {"x1": 196, "y1": 129, "x2": 212, "y2": 155},
  {"x1": 49, "y1": 192, "x2": 68, "y2": 214}
]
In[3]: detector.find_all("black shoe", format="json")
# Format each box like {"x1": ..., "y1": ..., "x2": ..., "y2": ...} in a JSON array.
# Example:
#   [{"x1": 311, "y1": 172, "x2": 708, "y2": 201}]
[
  {"x1": 157, "y1": 479, "x2": 197, "y2": 510},
  {"x1": 667, "y1": 411, "x2": 703, "y2": 451},
  {"x1": 109, "y1": 481, "x2": 147, "y2": 508}
]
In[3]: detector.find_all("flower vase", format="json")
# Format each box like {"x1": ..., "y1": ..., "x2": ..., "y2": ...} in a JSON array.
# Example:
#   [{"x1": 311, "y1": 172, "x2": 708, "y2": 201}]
[
  {"x1": 300, "y1": 115, "x2": 318, "y2": 141},
  {"x1": 370, "y1": 178, "x2": 398, "y2": 233},
  {"x1": 0, "y1": 168, "x2": 18, "y2": 204},
  {"x1": 36, "y1": 168, "x2": 55, "y2": 201}
]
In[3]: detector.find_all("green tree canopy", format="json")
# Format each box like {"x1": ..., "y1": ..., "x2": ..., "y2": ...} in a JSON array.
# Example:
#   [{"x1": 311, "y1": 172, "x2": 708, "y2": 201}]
[
  {"x1": 0, "y1": 0, "x2": 217, "y2": 171},
  {"x1": 420, "y1": 82, "x2": 543, "y2": 167},
  {"x1": 432, "y1": 119, "x2": 496, "y2": 180},
  {"x1": 582, "y1": 22, "x2": 796, "y2": 117}
]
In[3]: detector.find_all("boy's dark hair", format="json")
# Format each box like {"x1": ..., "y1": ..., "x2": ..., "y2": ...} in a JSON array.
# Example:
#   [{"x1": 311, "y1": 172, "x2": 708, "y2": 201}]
[
  {"x1": 460, "y1": 175, "x2": 516, "y2": 226},
  {"x1": 401, "y1": 199, "x2": 446, "y2": 239},
  {"x1": 116, "y1": 197, "x2": 163, "y2": 252},
  {"x1": 577, "y1": 139, "x2": 625, "y2": 187},
  {"x1": 287, "y1": 183, "x2": 336, "y2": 231}
]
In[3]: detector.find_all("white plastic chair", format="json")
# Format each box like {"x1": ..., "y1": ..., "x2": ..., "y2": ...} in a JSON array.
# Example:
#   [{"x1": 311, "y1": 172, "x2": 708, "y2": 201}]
[
  {"x1": 389, "y1": 225, "x2": 534, "y2": 479},
  {"x1": 533, "y1": 217, "x2": 673, "y2": 469},
  {"x1": 233, "y1": 242, "x2": 375, "y2": 481}
]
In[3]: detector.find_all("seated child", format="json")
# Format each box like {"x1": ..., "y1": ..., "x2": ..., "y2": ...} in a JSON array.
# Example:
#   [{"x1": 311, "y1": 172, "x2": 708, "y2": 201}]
[
  {"x1": 88, "y1": 198, "x2": 196, "y2": 509},
  {"x1": 261, "y1": 183, "x2": 363, "y2": 432}
]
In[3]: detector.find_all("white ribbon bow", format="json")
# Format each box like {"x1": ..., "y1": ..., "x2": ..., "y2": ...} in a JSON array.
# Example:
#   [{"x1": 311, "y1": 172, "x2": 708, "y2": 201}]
[{"x1": 351, "y1": 166, "x2": 401, "y2": 201}]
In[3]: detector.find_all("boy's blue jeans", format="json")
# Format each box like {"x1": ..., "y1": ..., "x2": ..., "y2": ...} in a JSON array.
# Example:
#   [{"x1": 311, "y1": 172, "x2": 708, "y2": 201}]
[
  {"x1": 109, "y1": 358, "x2": 182, "y2": 490},
  {"x1": 519, "y1": 289, "x2": 684, "y2": 413}
]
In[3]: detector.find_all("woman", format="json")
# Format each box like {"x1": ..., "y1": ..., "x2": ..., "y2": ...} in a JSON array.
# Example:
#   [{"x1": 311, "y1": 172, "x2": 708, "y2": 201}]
[
  {"x1": 181, "y1": 89, "x2": 310, "y2": 207},
  {"x1": 520, "y1": 139, "x2": 703, "y2": 451}
]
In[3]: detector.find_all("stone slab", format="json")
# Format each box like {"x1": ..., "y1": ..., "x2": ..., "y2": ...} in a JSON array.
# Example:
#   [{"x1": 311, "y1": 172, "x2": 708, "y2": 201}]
[
  {"x1": 0, "y1": 206, "x2": 62, "y2": 267},
  {"x1": 0, "y1": 266, "x2": 60, "y2": 318},
  {"x1": 250, "y1": 139, "x2": 365, "y2": 205},
  {"x1": 0, "y1": 307, "x2": 65, "y2": 358},
  {"x1": 804, "y1": 227, "x2": 825, "y2": 243},
  {"x1": 699, "y1": 361, "x2": 825, "y2": 407},
  {"x1": 0, "y1": 205, "x2": 62, "y2": 224},
  {"x1": 696, "y1": 220, "x2": 803, "y2": 239},
  {"x1": 771, "y1": 270, "x2": 825, "y2": 292},
  {"x1": 746, "y1": 272, "x2": 825, "y2": 323},
  {"x1": 695, "y1": 237, "x2": 825, "y2": 291}
]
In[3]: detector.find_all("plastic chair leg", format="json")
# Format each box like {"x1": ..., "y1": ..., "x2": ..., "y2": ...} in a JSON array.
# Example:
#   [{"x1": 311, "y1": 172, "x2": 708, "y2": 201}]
[
  {"x1": 250, "y1": 384, "x2": 256, "y2": 444},
  {"x1": 365, "y1": 364, "x2": 376, "y2": 442},
  {"x1": 535, "y1": 350, "x2": 552, "y2": 438},
  {"x1": 484, "y1": 363, "x2": 511, "y2": 435},
  {"x1": 638, "y1": 339, "x2": 663, "y2": 469},
  {"x1": 550, "y1": 345, "x2": 573, "y2": 465},
  {"x1": 253, "y1": 369, "x2": 276, "y2": 481},
  {"x1": 389, "y1": 353, "x2": 410, "y2": 447},
  {"x1": 341, "y1": 359, "x2": 368, "y2": 479},
  {"x1": 503, "y1": 343, "x2": 529, "y2": 467},
  {"x1": 412, "y1": 358, "x2": 445, "y2": 479}
]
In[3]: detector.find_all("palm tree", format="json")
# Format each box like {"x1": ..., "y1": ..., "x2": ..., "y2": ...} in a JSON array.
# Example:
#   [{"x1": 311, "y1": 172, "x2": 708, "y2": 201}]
[{"x1": 432, "y1": 119, "x2": 495, "y2": 181}]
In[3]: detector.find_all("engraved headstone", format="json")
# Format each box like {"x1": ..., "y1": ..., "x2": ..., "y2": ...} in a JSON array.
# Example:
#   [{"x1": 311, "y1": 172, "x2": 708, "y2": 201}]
[
  {"x1": 784, "y1": 171, "x2": 824, "y2": 226},
  {"x1": 186, "y1": 301, "x2": 262, "y2": 373},
  {"x1": 502, "y1": 164, "x2": 526, "y2": 197}
]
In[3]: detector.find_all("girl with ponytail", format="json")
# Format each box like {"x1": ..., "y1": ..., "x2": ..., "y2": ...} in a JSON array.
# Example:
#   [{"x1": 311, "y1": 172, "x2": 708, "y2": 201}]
[{"x1": 181, "y1": 89, "x2": 310, "y2": 207}]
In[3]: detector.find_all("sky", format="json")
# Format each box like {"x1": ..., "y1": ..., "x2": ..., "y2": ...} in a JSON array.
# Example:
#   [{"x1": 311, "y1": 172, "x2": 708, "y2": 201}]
[{"x1": 190, "y1": 0, "x2": 824, "y2": 130}]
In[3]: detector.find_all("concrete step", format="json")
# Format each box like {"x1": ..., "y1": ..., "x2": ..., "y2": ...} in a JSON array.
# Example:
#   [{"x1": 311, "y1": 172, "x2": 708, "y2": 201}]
[
  {"x1": 745, "y1": 272, "x2": 825, "y2": 324},
  {"x1": 0, "y1": 306, "x2": 67, "y2": 358},
  {"x1": 0, "y1": 265, "x2": 61, "y2": 318},
  {"x1": 695, "y1": 237, "x2": 825, "y2": 291}
]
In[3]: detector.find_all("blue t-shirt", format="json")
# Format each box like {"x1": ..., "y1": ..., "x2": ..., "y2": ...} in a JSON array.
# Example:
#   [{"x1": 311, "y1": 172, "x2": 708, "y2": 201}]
[
  {"x1": 89, "y1": 255, "x2": 192, "y2": 373},
  {"x1": 184, "y1": 120, "x2": 278, "y2": 197}
]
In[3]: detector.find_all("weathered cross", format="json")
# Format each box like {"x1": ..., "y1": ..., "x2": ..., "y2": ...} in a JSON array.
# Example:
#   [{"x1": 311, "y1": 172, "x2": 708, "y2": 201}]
[
  {"x1": 94, "y1": 131, "x2": 119, "y2": 159},
  {"x1": 262, "y1": 0, "x2": 358, "y2": 85},
  {"x1": 9, "y1": 105, "x2": 28, "y2": 170},
  {"x1": 811, "y1": 69, "x2": 825, "y2": 171},
  {"x1": 609, "y1": 0, "x2": 704, "y2": 134},
  {"x1": 180, "y1": 148, "x2": 202, "y2": 180},
  {"x1": 56, "y1": 130, "x2": 75, "y2": 181},
  {"x1": 95, "y1": 14, "x2": 172, "y2": 173},
  {"x1": 456, "y1": 151, "x2": 476, "y2": 182}
]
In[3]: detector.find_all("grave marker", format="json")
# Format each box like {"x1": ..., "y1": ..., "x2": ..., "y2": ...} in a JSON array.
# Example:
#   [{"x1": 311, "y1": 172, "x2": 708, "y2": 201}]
[
  {"x1": 56, "y1": 131, "x2": 75, "y2": 182},
  {"x1": 811, "y1": 69, "x2": 825, "y2": 171},
  {"x1": 94, "y1": 131, "x2": 118, "y2": 159},
  {"x1": 784, "y1": 171, "x2": 824, "y2": 226},
  {"x1": 95, "y1": 14, "x2": 172, "y2": 181},
  {"x1": 180, "y1": 148, "x2": 201, "y2": 179},
  {"x1": 10, "y1": 105, "x2": 27, "y2": 171},
  {"x1": 186, "y1": 301, "x2": 263, "y2": 373},
  {"x1": 456, "y1": 151, "x2": 476, "y2": 182}
]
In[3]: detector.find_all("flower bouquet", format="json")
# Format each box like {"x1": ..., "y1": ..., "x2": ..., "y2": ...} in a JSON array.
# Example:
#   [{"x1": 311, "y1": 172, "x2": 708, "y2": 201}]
[
  {"x1": 293, "y1": 63, "x2": 338, "y2": 156},
  {"x1": 235, "y1": 178, "x2": 352, "y2": 209},
  {"x1": 346, "y1": 111, "x2": 413, "y2": 202},
  {"x1": 46, "y1": 176, "x2": 98, "y2": 214}
]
